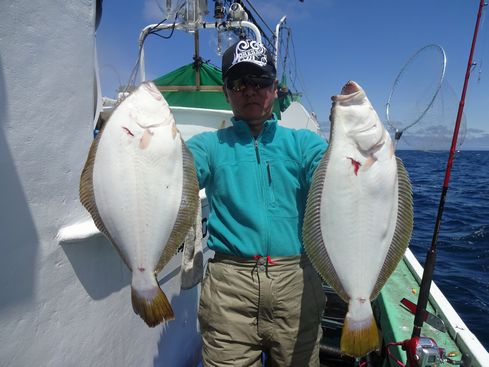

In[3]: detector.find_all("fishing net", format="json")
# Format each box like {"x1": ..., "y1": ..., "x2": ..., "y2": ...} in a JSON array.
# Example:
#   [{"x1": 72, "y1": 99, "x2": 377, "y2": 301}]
[{"x1": 385, "y1": 44, "x2": 467, "y2": 151}]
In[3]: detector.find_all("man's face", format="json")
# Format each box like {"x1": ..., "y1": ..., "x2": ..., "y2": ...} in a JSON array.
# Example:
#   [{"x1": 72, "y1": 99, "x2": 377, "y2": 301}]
[{"x1": 224, "y1": 74, "x2": 278, "y2": 126}]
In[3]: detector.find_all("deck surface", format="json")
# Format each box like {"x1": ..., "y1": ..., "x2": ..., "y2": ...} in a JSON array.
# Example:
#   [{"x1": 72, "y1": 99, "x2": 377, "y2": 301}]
[
  {"x1": 319, "y1": 257, "x2": 464, "y2": 366},
  {"x1": 376, "y1": 258, "x2": 463, "y2": 366}
]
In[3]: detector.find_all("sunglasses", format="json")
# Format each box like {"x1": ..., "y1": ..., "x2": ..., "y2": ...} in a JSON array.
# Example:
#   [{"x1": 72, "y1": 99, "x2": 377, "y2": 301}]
[{"x1": 225, "y1": 75, "x2": 275, "y2": 92}]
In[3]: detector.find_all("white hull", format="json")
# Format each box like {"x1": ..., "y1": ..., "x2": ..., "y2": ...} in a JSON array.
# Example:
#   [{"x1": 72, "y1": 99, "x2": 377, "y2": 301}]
[{"x1": 0, "y1": 2, "x2": 208, "y2": 366}]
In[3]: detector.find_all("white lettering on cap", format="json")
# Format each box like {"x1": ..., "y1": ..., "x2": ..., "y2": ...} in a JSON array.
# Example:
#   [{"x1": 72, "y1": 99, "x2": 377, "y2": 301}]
[{"x1": 232, "y1": 39, "x2": 267, "y2": 67}]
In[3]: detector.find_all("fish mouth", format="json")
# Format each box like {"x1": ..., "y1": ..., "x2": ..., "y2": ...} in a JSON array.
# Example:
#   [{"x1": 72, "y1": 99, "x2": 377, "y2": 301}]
[
  {"x1": 332, "y1": 80, "x2": 364, "y2": 103},
  {"x1": 142, "y1": 82, "x2": 163, "y2": 101},
  {"x1": 341, "y1": 80, "x2": 361, "y2": 95}
]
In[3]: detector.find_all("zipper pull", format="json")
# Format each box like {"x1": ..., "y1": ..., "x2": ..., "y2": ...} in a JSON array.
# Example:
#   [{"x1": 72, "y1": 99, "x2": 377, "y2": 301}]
[
  {"x1": 254, "y1": 139, "x2": 261, "y2": 164},
  {"x1": 266, "y1": 161, "x2": 272, "y2": 184}
]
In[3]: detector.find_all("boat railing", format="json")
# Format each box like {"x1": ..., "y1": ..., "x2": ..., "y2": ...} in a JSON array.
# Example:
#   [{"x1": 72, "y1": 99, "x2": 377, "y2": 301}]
[{"x1": 138, "y1": 20, "x2": 262, "y2": 82}]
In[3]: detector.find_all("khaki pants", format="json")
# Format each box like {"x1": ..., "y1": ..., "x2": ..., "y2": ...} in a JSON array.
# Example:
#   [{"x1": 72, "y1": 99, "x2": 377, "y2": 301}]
[{"x1": 198, "y1": 253, "x2": 326, "y2": 367}]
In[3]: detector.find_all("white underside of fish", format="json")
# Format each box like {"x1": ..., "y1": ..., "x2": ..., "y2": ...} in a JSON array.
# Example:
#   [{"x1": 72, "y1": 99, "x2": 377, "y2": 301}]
[
  {"x1": 319, "y1": 139, "x2": 400, "y2": 352},
  {"x1": 321, "y1": 140, "x2": 398, "y2": 320},
  {"x1": 93, "y1": 121, "x2": 183, "y2": 277},
  {"x1": 303, "y1": 80, "x2": 413, "y2": 357},
  {"x1": 80, "y1": 82, "x2": 200, "y2": 327}
]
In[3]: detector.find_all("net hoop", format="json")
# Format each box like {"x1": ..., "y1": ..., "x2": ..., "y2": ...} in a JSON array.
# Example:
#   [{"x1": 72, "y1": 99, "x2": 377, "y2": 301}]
[{"x1": 385, "y1": 44, "x2": 447, "y2": 134}]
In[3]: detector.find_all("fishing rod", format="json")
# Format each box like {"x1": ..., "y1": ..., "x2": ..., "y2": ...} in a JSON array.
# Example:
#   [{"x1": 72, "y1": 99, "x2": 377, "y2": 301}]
[{"x1": 402, "y1": 1, "x2": 486, "y2": 366}]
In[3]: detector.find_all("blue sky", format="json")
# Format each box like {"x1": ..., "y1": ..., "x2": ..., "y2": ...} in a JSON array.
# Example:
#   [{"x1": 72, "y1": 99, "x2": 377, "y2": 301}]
[{"x1": 96, "y1": 0, "x2": 489, "y2": 149}]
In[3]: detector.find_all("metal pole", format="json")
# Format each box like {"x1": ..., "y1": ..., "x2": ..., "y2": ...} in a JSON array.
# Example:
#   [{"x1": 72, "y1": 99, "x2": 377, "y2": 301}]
[
  {"x1": 274, "y1": 16, "x2": 286, "y2": 68},
  {"x1": 138, "y1": 20, "x2": 263, "y2": 82},
  {"x1": 194, "y1": 30, "x2": 201, "y2": 90}
]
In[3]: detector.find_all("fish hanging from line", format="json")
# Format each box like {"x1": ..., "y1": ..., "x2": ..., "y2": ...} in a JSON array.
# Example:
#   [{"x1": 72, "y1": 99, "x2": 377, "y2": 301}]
[
  {"x1": 79, "y1": 81, "x2": 199, "y2": 327},
  {"x1": 302, "y1": 80, "x2": 413, "y2": 357}
]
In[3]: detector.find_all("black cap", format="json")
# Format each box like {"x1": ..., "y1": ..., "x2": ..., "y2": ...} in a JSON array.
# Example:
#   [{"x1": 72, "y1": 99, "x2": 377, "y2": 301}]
[{"x1": 221, "y1": 39, "x2": 276, "y2": 80}]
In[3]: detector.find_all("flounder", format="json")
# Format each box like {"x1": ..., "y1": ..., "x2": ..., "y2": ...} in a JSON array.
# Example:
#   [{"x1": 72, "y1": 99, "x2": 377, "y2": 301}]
[
  {"x1": 80, "y1": 82, "x2": 199, "y2": 327},
  {"x1": 303, "y1": 81, "x2": 413, "y2": 357}
]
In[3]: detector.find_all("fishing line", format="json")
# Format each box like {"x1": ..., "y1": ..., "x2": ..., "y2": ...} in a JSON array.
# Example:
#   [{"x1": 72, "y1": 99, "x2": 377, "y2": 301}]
[
  {"x1": 279, "y1": 26, "x2": 291, "y2": 78},
  {"x1": 476, "y1": 2, "x2": 488, "y2": 82},
  {"x1": 286, "y1": 28, "x2": 301, "y2": 95},
  {"x1": 123, "y1": 27, "x2": 161, "y2": 94},
  {"x1": 123, "y1": 2, "x2": 186, "y2": 95},
  {"x1": 283, "y1": 29, "x2": 290, "y2": 70},
  {"x1": 287, "y1": 30, "x2": 315, "y2": 114},
  {"x1": 123, "y1": 35, "x2": 150, "y2": 94}
]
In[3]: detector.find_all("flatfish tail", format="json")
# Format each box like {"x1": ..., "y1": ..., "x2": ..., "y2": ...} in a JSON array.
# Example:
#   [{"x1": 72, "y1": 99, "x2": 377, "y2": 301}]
[
  {"x1": 130, "y1": 286, "x2": 174, "y2": 327},
  {"x1": 340, "y1": 312, "x2": 380, "y2": 358}
]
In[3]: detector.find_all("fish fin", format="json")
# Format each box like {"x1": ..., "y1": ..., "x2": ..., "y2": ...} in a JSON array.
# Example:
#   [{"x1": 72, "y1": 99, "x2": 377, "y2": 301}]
[
  {"x1": 79, "y1": 127, "x2": 132, "y2": 269},
  {"x1": 79, "y1": 130, "x2": 113, "y2": 240},
  {"x1": 362, "y1": 154, "x2": 377, "y2": 171},
  {"x1": 139, "y1": 129, "x2": 153, "y2": 149},
  {"x1": 181, "y1": 198, "x2": 204, "y2": 290},
  {"x1": 157, "y1": 140, "x2": 200, "y2": 272},
  {"x1": 371, "y1": 157, "x2": 413, "y2": 299},
  {"x1": 302, "y1": 149, "x2": 349, "y2": 302},
  {"x1": 340, "y1": 306, "x2": 380, "y2": 357},
  {"x1": 79, "y1": 130, "x2": 104, "y2": 230},
  {"x1": 131, "y1": 275, "x2": 175, "y2": 327}
]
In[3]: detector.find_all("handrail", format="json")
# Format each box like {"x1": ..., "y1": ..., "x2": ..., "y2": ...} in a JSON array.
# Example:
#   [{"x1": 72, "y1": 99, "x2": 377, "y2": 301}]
[
  {"x1": 138, "y1": 21, "x2": 262, "y2": 82},
  {"x1": 274, "y1": 16, "x2": 286, "y2": 68}
]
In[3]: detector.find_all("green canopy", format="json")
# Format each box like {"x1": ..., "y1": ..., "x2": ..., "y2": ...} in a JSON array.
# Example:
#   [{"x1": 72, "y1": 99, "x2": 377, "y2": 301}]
[
  {"x1": 277, "y1": 73, "x2": 302, "y2": 113},
  {"x1": 153, "y1": 63, "x2": 231, "y2": 110},
  {"x1": 153, "y1": 62, "x2": 295, "y2": 118}
]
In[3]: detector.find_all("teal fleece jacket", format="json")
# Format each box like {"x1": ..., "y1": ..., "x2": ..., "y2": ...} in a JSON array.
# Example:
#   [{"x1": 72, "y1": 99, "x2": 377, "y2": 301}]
[{"x1": 186, "y1": 114, "x2": 328, "y2": 257}]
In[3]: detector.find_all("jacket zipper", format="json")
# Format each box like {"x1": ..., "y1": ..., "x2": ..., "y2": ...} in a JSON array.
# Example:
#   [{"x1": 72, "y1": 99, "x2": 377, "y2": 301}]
[
  {"x1": 254, "y1": 139, "x2": 261, "y2": 164},
  {"x1": 254, "y1": 137, "x2": 270, "y2": 256}
]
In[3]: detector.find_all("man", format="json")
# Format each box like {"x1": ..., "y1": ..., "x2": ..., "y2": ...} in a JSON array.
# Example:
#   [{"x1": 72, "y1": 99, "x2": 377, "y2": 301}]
[{"x1": 186, "y1": 38, "x2": 328, "y2": 366}]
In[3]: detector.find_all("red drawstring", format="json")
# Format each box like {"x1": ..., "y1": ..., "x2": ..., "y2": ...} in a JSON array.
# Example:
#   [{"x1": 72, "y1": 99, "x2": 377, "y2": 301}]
[
  {"x1": 251, "y1": 255, "x2": 276, "y2": 278},
  {"x1": 252, "y1": 255, "x2": 276, "y2": 265}
]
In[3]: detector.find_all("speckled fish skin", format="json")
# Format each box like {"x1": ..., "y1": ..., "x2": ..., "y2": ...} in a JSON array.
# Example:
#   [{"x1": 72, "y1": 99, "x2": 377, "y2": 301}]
[
  {"x1": 303, "y1": 81, "x2": 413, "y2": 357},
  {"x1": 79, "y1": 82, "x2": 199, "y2": 327}
]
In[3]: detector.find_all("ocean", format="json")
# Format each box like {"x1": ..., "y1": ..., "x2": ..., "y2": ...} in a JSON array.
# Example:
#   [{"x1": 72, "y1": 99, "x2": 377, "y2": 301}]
[{"x1": 396, "y1": 150, "x2": 489, "y2": 351}]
